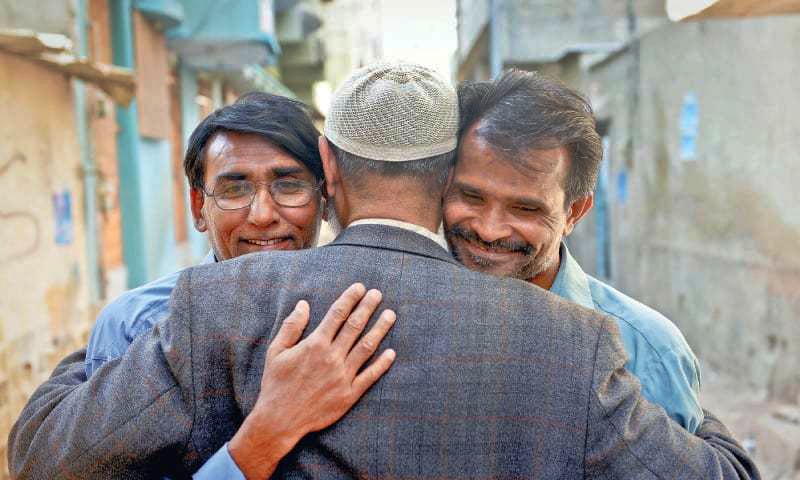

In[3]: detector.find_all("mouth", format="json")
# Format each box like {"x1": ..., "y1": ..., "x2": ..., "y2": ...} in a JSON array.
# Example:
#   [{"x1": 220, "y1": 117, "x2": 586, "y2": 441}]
[
  {"x1": 240, "y1": 237, "x2": 295, "y2": 251},
  {"x1": 458, "y1": 237, "x2": 523, "y2": 259}
]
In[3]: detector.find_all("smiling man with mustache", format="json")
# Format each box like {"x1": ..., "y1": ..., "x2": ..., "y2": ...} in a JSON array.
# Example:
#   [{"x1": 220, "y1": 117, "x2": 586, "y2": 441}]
[
  {"x1": 444, "y1": 69, "x2": 704, "y2": 432},
  {"x1": 83, "y1": 92, "x2": 326, "y2": 378}
]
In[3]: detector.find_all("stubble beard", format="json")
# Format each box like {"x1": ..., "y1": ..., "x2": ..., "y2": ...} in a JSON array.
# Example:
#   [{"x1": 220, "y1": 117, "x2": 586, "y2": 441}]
[{"x1": 447, "y1": 224, "x2": 557, "y2": 281}]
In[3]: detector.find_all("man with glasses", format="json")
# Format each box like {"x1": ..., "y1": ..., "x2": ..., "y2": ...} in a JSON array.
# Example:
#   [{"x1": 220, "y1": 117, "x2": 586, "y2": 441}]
[
  {"x1": 13, "y1": 92, "x2": 397, "y2": 479},
  {"x1": 84, "y1": 92, "x2": 326, "y2": 377},
  {"x1": 75, "y1": 91, "x2": 395, "y2": 479}
]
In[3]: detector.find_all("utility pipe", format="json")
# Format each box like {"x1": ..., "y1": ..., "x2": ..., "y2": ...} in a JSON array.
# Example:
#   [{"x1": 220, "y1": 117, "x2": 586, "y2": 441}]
[
  {"x1": 110, "y1": 0, "x2": 148, "y2": 287},
  {"x1": 73, "y1": 0, "x2": 102, "y2": 303}
]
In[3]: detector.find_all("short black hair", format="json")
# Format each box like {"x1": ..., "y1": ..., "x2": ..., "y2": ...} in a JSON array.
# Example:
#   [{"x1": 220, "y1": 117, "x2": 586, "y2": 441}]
[
  {"x1": 458, "y1": 69, "x2": 602, "y2": 203},
  {"x1": 184, "y1": 92, "x2": 323, "y2": 190}
]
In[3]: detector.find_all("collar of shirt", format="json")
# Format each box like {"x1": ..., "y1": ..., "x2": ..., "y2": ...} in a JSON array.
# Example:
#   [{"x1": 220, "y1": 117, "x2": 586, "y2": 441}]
[
  {"x1": 548, "y1": 242, "x2": 594, "y2": 309},
  {"x1": 204, "y1": 250, "x2": 217, "y2": 264},
  {"x1": 348, "y1": 218, "x2": 449, "y2": 251}
]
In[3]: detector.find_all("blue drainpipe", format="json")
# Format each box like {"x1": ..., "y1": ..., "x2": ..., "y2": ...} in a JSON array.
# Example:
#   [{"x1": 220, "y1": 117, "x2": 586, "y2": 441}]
[
  {"x1": 73, "y1": 0, "x2": 102, "y2": 303},
  {"x1": 489, "y1": 0, "x2": 503, "y2": 79},
  {"x1": 110, "y1": 0, "x2": 148, "y2": 288}
]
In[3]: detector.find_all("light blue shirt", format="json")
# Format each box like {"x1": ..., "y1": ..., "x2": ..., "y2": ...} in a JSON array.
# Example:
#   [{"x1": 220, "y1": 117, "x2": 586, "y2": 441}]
[
  {"x1": 551, "y1": 243, "x2": 703, "y2": 432},
  {"x1": 85, "y1": 251, "x2": 244, "y2": 479}
]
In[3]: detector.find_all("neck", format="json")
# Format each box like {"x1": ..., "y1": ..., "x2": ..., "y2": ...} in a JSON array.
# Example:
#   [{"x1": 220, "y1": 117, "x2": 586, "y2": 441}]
[
  {"x1": 529, "y1": 251, "x2": 562, "y2": 290},
  {"x1": 340, "y1": 185, "x2": 443, "y2": 233},
  {"x1": 348, "y1": 204, "x2": 442, "y2": 233}
]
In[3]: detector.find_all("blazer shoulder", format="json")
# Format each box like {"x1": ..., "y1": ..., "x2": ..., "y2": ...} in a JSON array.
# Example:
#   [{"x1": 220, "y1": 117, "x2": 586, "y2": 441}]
[{"x1": 461, "y1": 269, "x2": 613, "y2": 341}]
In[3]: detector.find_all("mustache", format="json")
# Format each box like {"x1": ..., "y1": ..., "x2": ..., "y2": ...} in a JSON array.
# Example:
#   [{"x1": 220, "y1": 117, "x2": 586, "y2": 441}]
[{"x1": 447, "y1": 225, "x2": 534, "y2": 256}]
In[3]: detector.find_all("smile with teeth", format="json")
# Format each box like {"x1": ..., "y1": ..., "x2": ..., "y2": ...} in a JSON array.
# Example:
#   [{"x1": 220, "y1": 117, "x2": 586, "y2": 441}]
[
  {"x1": 243, "y1": 238, "x2": 288, "y2": 246},
  {"x1": 464, "y1": 237, "x2": 518, "y2": 255}
]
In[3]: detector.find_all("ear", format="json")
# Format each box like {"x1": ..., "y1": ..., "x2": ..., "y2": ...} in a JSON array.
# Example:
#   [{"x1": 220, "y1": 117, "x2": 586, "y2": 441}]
[
  {"x1": 444, "y1": 164, "x2": 455, "y2": 196},
  {"x1": 318, "y1": 136, "x2": 340, "y2": 199},
  {"x1": 190, "y1": 187, "x2": 208, "y2": 232},
  {"x1": 320, "y1": 195, "x2": 328, "y2": 222},
  {"x1": 563, "y1": 193, "x2": 594, "y2": 237}
]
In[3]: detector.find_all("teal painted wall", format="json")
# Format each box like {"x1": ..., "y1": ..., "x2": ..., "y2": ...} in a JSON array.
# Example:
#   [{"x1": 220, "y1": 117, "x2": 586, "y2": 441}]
[
  {"x1": 138, "y1": 138, "x2": 179, "y2": 279},
  {"x1": 179, "y1": 65, "x2": 210, "y2": 261}
]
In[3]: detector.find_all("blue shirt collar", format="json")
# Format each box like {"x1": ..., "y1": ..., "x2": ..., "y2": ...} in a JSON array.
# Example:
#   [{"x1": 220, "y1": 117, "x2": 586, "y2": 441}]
[
  {"x1": 203, "y1": 250, "x2": 217, "y2": 265},
  {"x1": 549, "y1": 243, "x2": 595, "y2": 310}
]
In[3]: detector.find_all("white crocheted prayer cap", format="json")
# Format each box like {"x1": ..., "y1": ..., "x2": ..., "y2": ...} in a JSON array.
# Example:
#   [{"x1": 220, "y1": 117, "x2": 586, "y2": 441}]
[{"x1": 324, "y1": 61, "x2": 458, "y2": 162}]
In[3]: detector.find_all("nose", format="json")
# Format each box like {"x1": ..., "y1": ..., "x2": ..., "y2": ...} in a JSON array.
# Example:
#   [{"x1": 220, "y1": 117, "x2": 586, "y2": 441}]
[
  {"x1": 247, "y1": 184, "x2": 280, "y2": 227},
  {"x1": 470, "y1": 205, "x2": 513, "y2": 243}
]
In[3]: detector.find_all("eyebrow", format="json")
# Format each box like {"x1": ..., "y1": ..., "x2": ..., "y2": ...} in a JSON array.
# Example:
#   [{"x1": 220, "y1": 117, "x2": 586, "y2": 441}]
[
  {"x1": 272, "y1": 166, "x2": 307, "y2": 177},
  {"x1": 453, "y1": 181, "x2": 547, "y2": 210},
  {"x1": 452, "y1": 181, "x2": 481, "y2": 194},
  {"x1": 215, "y1": 166, "x2": 309, "y2": 181},
  {"x1": 216, "y1": 172, "x2": 247, "y2": 181}
]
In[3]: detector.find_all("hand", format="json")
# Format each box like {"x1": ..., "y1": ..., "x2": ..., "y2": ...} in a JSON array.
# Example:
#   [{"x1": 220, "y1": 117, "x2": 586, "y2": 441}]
[{"x1": 228, "y1": 283, "x2": 397, "y2": 479}]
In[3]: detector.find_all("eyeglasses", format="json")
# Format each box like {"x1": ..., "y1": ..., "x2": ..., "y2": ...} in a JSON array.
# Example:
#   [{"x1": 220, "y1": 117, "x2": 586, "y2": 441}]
[{"x1": 203, "y1": 178, "x2": 322, "y2": 210}]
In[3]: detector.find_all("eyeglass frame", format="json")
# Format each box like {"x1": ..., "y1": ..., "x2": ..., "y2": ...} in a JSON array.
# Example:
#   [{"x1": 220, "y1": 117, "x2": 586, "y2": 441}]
[{"x1": 200, "y1": 177, "x2": 324, "y2": 211}]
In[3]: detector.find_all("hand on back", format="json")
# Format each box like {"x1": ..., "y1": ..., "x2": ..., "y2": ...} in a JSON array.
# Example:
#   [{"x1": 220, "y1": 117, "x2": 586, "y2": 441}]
[{"x1": 229, "y1": 283, "x2": 396, "y2": 479}]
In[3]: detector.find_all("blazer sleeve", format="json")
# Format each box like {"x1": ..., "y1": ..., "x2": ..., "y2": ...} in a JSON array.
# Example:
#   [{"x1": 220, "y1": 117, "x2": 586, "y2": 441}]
[
  {"x1": 7, "y1": 270, "x2": 198, "y2": 480},
  {"x1": 584, "y1": 317, "x2": 760, "y2": 479}
]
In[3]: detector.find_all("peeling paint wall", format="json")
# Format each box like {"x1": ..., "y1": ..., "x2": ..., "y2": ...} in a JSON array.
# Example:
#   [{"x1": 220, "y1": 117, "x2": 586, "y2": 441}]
[{"x1": 0, "y1": 51, "x2": 92, "y2": 477}]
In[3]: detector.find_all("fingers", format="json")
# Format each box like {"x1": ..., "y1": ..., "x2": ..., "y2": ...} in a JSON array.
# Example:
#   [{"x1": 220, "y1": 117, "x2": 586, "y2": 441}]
[
  {"x1": 345, "y1": 309, "x2": 396, "y2": 375},
  {"x1": 331, "y1": 289, "x2": 384, "y2": 354},
  {"x1": 314, "y1": 283, "x2": 367, "y2": 341},
  {"x1": 352, "y1": 348, "x2": 396, "y2": 397},
  {"x1": 268, "y1": 300, "x2": 310, "y2": 358}
]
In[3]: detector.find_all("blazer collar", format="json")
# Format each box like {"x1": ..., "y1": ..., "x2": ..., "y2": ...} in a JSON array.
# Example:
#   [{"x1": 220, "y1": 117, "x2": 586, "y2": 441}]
[{"x1": 327, "y1": 224, "x2": 460, "y2": 266}]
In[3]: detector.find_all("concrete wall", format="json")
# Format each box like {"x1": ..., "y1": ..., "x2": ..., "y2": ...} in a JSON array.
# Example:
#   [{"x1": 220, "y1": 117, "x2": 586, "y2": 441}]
[
  {"x1": 456, "y1": 0, "x2": 489, "y2": 65},
  {"x1": 569, "y1": 16, "x2": 800, "y2": 401},
  {"x1": 472, "y1": 0, "x2": 665, "y2": 64},
  {"x1": 320, "y1": 0, "x2": 383, "y2": 90},
  {"x1": 0, "y1": 0, "x2": 74, "y2": 35},
  {"x1": 0, "y1": 51, "x2": 93, "y2": 477}
]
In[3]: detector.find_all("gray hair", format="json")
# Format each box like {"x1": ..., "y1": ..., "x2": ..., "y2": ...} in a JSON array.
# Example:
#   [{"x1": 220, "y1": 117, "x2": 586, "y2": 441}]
[
  {"x1": 329, "y1": 142, "x2": 455, "y2": 193},
  {"x1": 458, "y1": 69, "x2": 602, "y2": 204}
]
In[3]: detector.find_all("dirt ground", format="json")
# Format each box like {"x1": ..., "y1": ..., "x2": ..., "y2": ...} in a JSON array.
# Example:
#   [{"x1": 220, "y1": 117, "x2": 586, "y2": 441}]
[{"x1": 701, "y1": 368, "x2": 800, "y2": 480}]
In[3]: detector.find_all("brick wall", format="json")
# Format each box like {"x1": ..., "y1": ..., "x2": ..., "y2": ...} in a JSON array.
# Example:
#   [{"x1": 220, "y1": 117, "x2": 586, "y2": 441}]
[{"x1": 133, "y1": 11, "x2": 171, "y2": 141}]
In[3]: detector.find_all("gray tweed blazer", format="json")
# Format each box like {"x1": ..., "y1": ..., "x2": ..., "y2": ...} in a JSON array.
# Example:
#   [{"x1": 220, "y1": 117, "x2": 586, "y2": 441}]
[{"x1": 10, "y1": 225, "x2": 757, "y2": 479}]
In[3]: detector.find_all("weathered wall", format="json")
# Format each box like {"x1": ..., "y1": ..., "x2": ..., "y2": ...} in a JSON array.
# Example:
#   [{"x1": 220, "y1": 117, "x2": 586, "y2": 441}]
[
  {"x1": 320, "y1": 0, "x2": 383, "y2": 90},
  {"x1": 456, "y1": 0, "x2": 489, "y2": 67},
  {"x1": 0, "y1": 0, "x2": 74, "y2": 35},
  {"x1": 0, "y1": 51, "x2": 92, "y2": 477},
  {"x1": 500, "y1": 0, "x2": 666, "y2": 63},
  {"x1": 570, "y1": 16, "x2": 800, "y2": 401}
]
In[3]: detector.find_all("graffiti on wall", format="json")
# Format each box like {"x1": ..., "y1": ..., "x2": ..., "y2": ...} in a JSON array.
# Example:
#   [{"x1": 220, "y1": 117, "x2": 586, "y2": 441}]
[{"x1": 0, "y1": 151, "x2": 42, "y2": 266}]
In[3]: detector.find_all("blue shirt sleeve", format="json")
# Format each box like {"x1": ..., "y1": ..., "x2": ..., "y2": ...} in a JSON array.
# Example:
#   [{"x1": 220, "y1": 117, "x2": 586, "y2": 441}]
[
  {"x1": 192, "y1": 444, "x2": 246, "y2": 480},
  {"x1": 85, "y1": 305, "x2": 132, "y2": 378},
  {"x1": 583, "y1": 270, "x2": 704, "y2": 432},
  {"x1": 640, "y1": 346, "x2": 704, "y2": 433},
  {"x1": 85, "y1": 271, "x2": 182, "y2": 377}
]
